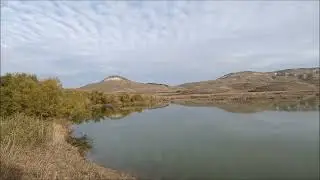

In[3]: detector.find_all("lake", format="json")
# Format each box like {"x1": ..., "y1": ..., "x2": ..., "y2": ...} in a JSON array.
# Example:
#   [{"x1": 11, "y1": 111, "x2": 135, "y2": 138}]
[{"x1": 73, "y1": 104, "x2": 319, "y2": 180}]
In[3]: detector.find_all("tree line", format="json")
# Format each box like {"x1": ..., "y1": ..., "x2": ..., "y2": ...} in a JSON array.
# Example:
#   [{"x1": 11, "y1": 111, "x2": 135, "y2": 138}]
[{"x1": 0, "y1": 73, "x2": 158, "y2": 120}]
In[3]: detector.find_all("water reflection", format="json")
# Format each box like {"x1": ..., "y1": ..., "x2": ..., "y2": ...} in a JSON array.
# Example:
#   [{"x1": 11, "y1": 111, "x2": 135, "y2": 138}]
[
  {"x1": 75, "y1": 103, "x2": 170, "y2": 123},
  {"x1": 73, "y1": 100, "x2": 319, "y2": 124},
  {"x1": 176, "y1": 100, "x2": 319, "y2": 113},
  {"x1": 70, "y1": 103, "x2": 170, "y2": 152},
  {"x1": 74, "y1": 102, "x2": 319, "y2": 180},
  {"x1": 71, "y1": 100, "x2": 318, "y2": 155}
]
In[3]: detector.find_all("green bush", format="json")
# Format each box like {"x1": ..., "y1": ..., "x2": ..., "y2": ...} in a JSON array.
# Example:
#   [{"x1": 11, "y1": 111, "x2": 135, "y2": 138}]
[
  {"x1": 0, "y1": 73, "x2": 63, "y2": 118},
  {"x1": 61, "y1": 90, "x2": 91, "y2": 121}
]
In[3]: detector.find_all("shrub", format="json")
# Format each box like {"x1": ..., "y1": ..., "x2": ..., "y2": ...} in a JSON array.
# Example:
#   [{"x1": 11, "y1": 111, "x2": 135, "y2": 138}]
[
  {"x1": 120, "y1": 94, "x2": 131, "y2": 102},
  {"x1": 130, "y1": 94, "x2": 144, "y2": 101}
]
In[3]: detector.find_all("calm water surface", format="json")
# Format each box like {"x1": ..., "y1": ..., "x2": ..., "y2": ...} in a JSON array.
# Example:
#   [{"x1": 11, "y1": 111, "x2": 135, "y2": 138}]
[{"x1": 73, "y1": 104, "x2": 319, "y2": 180}]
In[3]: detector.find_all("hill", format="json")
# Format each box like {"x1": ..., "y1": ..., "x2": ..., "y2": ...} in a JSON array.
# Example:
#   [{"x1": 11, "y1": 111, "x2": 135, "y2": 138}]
[
  {"x1": 79, "y1": 75, "x2": 171, "y2": 93},
  {"x1": 177, "y1": 67, "x2": 319, "y2": 94},
  {"x1": 79, "y1": 68, "x2": 319, "y2": 94}
]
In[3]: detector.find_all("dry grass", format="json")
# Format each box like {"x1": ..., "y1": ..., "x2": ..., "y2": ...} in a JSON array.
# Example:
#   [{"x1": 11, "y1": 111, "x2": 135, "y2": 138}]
[
  {"x1": 79, "y1": 79, "x2": 170, "y2": 93},
  {"x1": 178, "y1": 67, "x2": 319, "y2": 94},
  {"x1": 0, "y1": 114, "x2": 135, "y2": 180}
]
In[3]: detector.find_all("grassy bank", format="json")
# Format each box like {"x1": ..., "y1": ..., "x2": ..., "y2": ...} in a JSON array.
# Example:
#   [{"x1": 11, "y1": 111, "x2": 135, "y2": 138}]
[{"x1": 0, "y1": 114, "x2": 135, "y2": 180}]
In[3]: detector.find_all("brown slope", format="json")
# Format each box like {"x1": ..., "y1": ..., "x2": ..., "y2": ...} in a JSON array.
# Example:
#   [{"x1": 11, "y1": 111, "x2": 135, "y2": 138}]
[
  {"x1": 79, "y1": 76, "x2": 171, "y2": 93},
  {"x1": 177, "y1": 67, "x2": 319, "y2": 93}
]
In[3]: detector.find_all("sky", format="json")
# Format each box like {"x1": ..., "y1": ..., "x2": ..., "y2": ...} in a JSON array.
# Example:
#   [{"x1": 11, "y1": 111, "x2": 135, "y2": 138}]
[{"x1": 1, "y1": 1, "x2": 319, "y2": 87}]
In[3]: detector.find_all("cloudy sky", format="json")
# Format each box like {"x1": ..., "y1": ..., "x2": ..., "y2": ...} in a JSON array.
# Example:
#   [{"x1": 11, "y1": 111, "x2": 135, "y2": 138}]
[{"x1": 1, "y1": 1, "x2": 319, "y2": 87}]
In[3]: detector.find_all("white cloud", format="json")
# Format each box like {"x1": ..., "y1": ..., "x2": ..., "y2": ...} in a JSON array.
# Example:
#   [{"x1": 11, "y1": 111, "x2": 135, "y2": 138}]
[{"x1": 1, "y1": 1, "x2": 319, "y2": 87}]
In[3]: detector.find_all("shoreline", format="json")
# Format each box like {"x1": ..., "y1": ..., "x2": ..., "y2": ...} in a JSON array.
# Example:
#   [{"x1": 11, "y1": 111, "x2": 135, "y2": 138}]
[
  {"x1": 3, "y1": 91, "x2": 318, "y2": 180},
  {"x1": 1, "y1": 71, "x2": 318, "y2": 179},
  {"x1": 66, "y1": 91, "x2": 319, "y2": 179},
  {"x1": 0, "y1": 120, "x2": 136, "y2": 180},
  {"x1": 158, "y1": 90, "x2": 319, "y2": 104},
  {"x1": 54, "y1": 122, "x2": 136, "y2": 180},
  {"x1": 65, "y1": 91, "x2": 319, "y2": 179}
]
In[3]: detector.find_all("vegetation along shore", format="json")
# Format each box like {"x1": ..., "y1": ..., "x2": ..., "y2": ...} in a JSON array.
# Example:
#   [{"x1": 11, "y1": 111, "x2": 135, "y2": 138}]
[{"x1": 0, "y1": 73, "x2": 161, "y2": 179}]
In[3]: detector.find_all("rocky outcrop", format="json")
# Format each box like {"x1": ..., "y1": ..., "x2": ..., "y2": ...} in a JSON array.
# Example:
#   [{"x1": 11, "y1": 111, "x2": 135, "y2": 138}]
[{"x1": 102, "y1": 75, "x2": 128, "y2": 82}]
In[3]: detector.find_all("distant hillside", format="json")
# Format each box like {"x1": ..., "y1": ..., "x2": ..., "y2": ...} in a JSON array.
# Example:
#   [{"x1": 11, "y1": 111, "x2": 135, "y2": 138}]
[
  {"x1": 79, "y1": 68, "x2": 319, "y2": 94},
  {"x1": 178, "y1": 67, "x2": 319, "y2": 93},
  {"x1": 79, "y1": 75, "x2": 171, "y2": 93}
]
